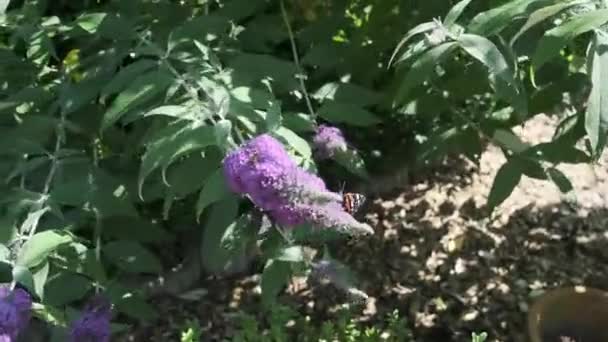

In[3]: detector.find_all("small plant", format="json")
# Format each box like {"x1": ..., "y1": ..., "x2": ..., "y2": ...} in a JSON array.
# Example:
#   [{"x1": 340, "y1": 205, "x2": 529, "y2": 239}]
[
  {"x1": 231, "y1": 306, "x2": 413, "y2": 341},
  {"x1": 180, "y1": 319, "x2": 203, "y2": 342},
  {"x1": 472, "y1": 331, "x2": 488, "y2": 342}
]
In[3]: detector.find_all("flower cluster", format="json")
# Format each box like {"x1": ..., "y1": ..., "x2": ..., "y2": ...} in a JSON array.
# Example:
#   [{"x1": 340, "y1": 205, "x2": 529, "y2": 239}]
[
  {"x1": 0, "y1": 286, "x2": 32, "y2": 341},
  {"x1": 68, "y1": 295, "x2": 111, "y2": 342},
  {"x1": 223, "y1": 134, "x2": 372, "y2": 235},
  {"x1": 312, "y1": 124, "x2": 348, "y2": 159}
]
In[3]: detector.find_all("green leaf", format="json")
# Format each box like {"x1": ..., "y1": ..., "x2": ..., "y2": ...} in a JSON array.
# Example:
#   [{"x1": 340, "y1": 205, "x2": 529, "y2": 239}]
[
  {"x1": 468, "y1": 0, "x2": 553, "y2": 36},
  {"x1": 547, "y1": 168, "x2": 574, "y2": 193},
  {"x1": 44, "y1": 272, "x2": 92, "y2": 306},
  {"x1": 275, "y1": 127, "x2": 312, "y2": 159},
  {"x1": 32, "y1": 261, "x2": 49, "y2": 300},
  {"x1": 388, "y1": 21, "x2": 437, "y2": 67},
  {"x1": 102, "y1": 68, "x2": 173, "y2": 130},
  {"x1": 491, "y1": 129, "x2": 530, "y2": 153},
  {"x1": 283, "y1": 113, "x2": 315, "y2": 132},
  {"x1": 143, "y1": 105, "x2": 192, "y2": 119},
  {"x1": 312, "y1": 82, "x2": 382, "y2": 107},
  {"x1": 585, "y1": 32, "x2": 608, "y2": 156},
  {"x1": 228, "y1": 54, "x2": 299, "y2": 91},
  {"x1": 12, "y1": 266, "x2": 35, "y2": 295},
  {"x1": 102, "y1": 216, "x2": 173, "y2": 243},
  {"x1": 75, "y1": 13, "x2": 107, "y2": 33},
  {"x1": 0, "y1": 261, "x2": 11, "y2": 283},
  {"x1": 444, "y1": 0, "x2": 474, "y2": 27},
  {"x1": 510, "y1": 0, "x2": 583, "y2": 45},
  {"x1": 274, "y1": 246, "x2": 304, "y2": 263},
  {"x1": 261, "y1": 259, "x2": 291, "y2": 307},
  {"x1": 101, "y1": 60, "x2": 157, "y2": 99},
  {"x1": 17, "y1": 230, "x2": 74, "y2": 268},
  {"x1": 107, "y1": 284, "x2": 158, "y2": 321},
  {"x1": 139, "y1": 121, "x2": 230, "y2": 196},
  {"x1": 333, "y1": 149, "x2": 369, "y2": 179},
  {"x1": 103, "y1": 240, "x2": 162, "y2": 274},
  {"x1": 394, "y1": 42, "x2": 458, "y2": 103},
  {"x1": 532, "y1": 9, "x2": 608, "y2": 70},
  {"x1": 318, "y1": 101, "x2": 380, "y2": 126},
  {"x1": 458, "y1": 34, "x2": 514, "y2": 85},
  {"x1": 265, "y1": 101, "x2": 282, "y2": 132},
  {"x1": 200, "y1": 196, "x2": 240, "y2": 274},
  {"x1": 195, "y1": 168, "x2": 231, "y2": 220},
  {"x1": 487, "y1": 160, "x2": 523, "y2": 212},
  {"x1": 524, "y1": 142, "x2": 590, "y2": 164}
]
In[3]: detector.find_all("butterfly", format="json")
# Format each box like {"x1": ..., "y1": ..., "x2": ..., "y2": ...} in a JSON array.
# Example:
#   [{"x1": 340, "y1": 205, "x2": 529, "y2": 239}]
[{"x1": 341, "y1": 192, "x2": 366, "y2": 215}]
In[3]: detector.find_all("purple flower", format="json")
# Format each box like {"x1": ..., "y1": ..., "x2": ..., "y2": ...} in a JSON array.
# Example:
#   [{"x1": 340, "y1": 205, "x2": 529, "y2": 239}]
[
  {"x1": 68, "y1": 295, "x2": 111, "y2": 342},
  {"x1": 313, "y1": 125, "x2": 348, "y2": 159},
  {"x1": 309, "y1": 202, "x2": 373, "y2": 235},
  {"x1": 223, "y1": 134, "x2": 372, "y2": 235},
  {"x1": 0, "y1": 286, "x2": 32, "y2": 341}
]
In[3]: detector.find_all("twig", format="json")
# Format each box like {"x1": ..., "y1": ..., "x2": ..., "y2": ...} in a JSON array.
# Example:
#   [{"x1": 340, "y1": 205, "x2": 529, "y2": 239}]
[{"x1": 280, "y1": 0, "x2": 316, "y2": 119}]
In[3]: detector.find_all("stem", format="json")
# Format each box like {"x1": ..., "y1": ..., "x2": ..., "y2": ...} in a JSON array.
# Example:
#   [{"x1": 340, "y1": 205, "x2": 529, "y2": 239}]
[
  {"x1": 280, "y1": 0, "x2": 316, "y2": 119},
  {"x1": 26, "y1": 104, "x2": 64, "y2": 239}
]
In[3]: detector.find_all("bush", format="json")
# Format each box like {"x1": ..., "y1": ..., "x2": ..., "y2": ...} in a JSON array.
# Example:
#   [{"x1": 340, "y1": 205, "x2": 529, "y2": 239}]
[{"x1": 0, "y1": 0, "x2": 605, "y2": 339}]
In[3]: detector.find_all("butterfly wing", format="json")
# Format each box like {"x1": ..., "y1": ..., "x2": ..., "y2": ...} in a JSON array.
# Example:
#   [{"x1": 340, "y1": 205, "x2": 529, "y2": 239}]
[{"x1": 342, "y1": 193, "x2": 366, "y2": 214}]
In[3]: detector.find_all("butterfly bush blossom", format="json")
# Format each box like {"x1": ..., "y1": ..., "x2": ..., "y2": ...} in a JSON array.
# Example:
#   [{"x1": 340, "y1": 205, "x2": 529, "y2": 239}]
[
  {"x1": 313, "y1": 124, "x2": 348, "y2": 159},
  {"x1": 223, "y1": 134, "x2": 372, "y2": 235},
  {"x1": 68, "y1": 295, "x2": 111, "y2": 342},
  {"x1": 0, "y1": 286, "x2": 32, "y2": 341}
]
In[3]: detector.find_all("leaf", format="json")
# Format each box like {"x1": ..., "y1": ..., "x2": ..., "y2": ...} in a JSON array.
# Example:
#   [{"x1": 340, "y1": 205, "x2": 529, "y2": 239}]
[
  {"x1": 394, "y1": 42, "x2": 458, "y2": 104},
  {"x1": 0, "y1": 261, "x2": 11, "y2": 284},
  {"x1": 388, "y1": 21, "x2": 437, "y2": 67},
  {"x1": 312, "y1": 82, "x2": 382, "y2": 107},
  {"x1": 44, "y1": 272, "x2": 92, "y2": 306},
  {"x1": 510, "y1": 0, "x2": 583, "y2": 45},
  {"x1": 228, "y1": 53, "x2": 299, "y2": 91},
  {"x1": 12, "y1": 266, "x2": 35, "y2": 296},
  {"x1": 265, "y1": 101, "x2": 282, "y2": 132},
  {"x1": 468, "y1": 0, "x2": 553, "y2": 36},
  {"x1": 107, "y1": 284, "x2": 158, "y2": 321},
  {"x1": 17, "y1": 230, "x2": 74, "y2": 268},
  {"x1": 261, "y1": 259, "x2": 291, "y2": 307},
  {"x1": 139, "y1": 122, "x2": 230, "y2": 196},
  {"x1": 0, "y1": 0, "x2": 9, "y2": 14},
  {"x1": 444, "y1": 0, "x2": 474, "y2": 27},
  {"x1": 458, "y1": 34, "x2": 514, "y2": 85},
  {"x1": 524, "y1": 141, "x2": 590, "y2": 164},
  {"x1": 75, "y1": 13, "x2": 107, "y2": 33},
  {"x1": 333, "y1": 149, "x2": 369, "y2": 179},
  {"x1": 283, "y1": 113, "x2": 315, "y2": 132},
  {"x1": 103, "y1": 240, "x2": 162, "y2": 274},
  {"x1": 491, "y1": 129, "x2": 530, "y2": 153},
  {"x1": 101, "y1": 69, "x2": 173, "y2": 130},
  {"x1": 101, "y1": 60, "x2": 157, "y2": 99},
  {"x1": 200, "y1": 196, "x2": 240, "y2": 274},
  {"x1": 317, "y1": 101, "x2": 380, "y2": 126},
  {"x1": 195, "y1": 168, "x2": 231, "y2": 220},
  {"x1": 32, "y1": 261, "x2": 49, "y2": 300},
  {"x1": 532, "y1": 9, "x2": 608, "y2": 70},
  {"x1": 487, "y1": 160, "x2": 523, "y2": 212},
  {"x1": 547, "y1": 167, "x2": 574, "y2": 193},
  {"x1": 275, "y1": 127, "x2": 312, "y2": 159},
  {"x1": 102, "y1": 216, "x2": 173, "y2": 243},
  {"x1": 585, "y1": 32, "x2": 608, "y2": 156},
  {"x1": 275, "y1": 246, "x2": 304, "y2": 263},
  {"x1": 143, "y1": 105, "x2": 192, "y2": 119}
]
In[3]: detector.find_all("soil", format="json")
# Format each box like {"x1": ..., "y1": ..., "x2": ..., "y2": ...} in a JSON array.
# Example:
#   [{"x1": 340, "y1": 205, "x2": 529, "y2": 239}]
[{"x1": 123, "y1": 114, "x2": 608, "y2": 342}]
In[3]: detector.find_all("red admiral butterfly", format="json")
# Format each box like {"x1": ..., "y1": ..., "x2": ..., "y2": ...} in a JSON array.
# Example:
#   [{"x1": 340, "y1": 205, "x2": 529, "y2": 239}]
[{"x1": 341, "y1": 192, "x2": 366, "y2": 215}]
